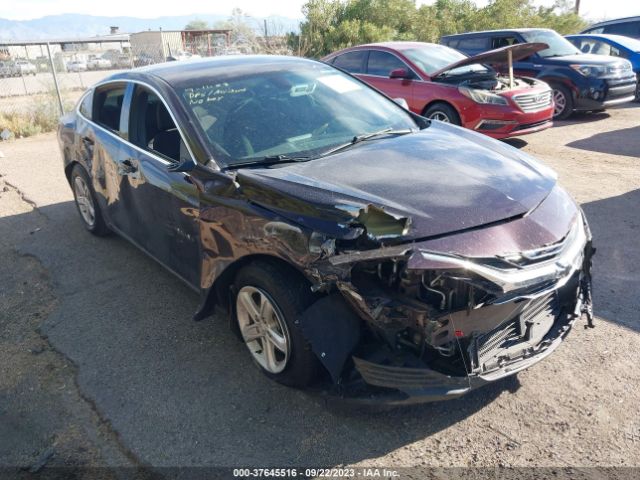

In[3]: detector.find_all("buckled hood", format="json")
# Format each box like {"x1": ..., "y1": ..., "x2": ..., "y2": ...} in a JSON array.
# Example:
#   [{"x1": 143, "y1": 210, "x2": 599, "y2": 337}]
[{"x1": 235, "y1": 122, "x2": 557, "y2": 242}]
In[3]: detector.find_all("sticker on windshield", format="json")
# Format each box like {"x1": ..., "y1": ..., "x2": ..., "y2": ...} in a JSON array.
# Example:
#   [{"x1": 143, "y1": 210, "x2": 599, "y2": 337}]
[{"x1": 317, "y1": 74, "x2": 361, "y2": 94}]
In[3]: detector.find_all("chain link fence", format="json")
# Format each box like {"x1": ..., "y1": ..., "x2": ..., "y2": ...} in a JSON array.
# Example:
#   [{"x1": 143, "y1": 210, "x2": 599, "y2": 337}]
[{"x1": 0, "y1": 31, "x2": 292, "y2": 140}]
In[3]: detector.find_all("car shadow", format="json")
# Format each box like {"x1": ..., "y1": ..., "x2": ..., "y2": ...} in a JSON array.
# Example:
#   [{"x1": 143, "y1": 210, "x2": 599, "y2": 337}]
[
  {"x1": 581, "y1": 188, "x2": 640, "y2": 332},
  {"x1": 1, "y1": 201, "x2": 519, "y2": 468},
  {"x1": 566, "y1": 125, "x2": 640, "y2": 158},
  {"x1": 501, "y1": 138, "x2": 528, "y2": 149},
  {"x1": 552, "y1": 111, "x2": 611, "y2": 128}
]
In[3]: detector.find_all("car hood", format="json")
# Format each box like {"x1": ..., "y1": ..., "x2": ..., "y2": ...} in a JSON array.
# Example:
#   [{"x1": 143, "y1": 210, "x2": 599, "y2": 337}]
[
  {"x1": 234, "y1": 122, "x2": 557, "y2": 242},
  {"x1": 542, "y1": 53, "x2": 628, "y2": 66},
  {"x1": 431, "y1": 42, "x2": 549, "y2": 77}
]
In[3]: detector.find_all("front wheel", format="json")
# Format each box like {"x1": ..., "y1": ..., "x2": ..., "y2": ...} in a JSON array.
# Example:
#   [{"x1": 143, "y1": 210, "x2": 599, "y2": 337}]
[
  {"x1": 552, "y1": 85, "x2": 574, "y2": 120},
  {"x1": 234, "y1": 261, "x2": 321, "y2": 387},
  {"x1": 423, "y1": 103, "x2": 461, "y2": 125}
]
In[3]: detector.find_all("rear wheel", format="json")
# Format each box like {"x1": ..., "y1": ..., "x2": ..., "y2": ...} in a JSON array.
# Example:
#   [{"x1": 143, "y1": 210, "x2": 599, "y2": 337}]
[
  {"x1": 423, "y1": 102, "x2": 461, "y2": 125},
  {"x1": 551, "y1": 84, "x2": 574, "y2": 120},
  {"x1": 234, "y1": 261, "x2": 321, "y2": 387},
  {"x1": 70, "y1": 165, "x2": 110, "y2": 236}
]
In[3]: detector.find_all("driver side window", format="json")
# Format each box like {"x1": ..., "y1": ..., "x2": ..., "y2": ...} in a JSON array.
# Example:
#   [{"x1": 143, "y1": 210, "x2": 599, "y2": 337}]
[{"x1": 128, "y1": 86, "x2": 189, "y2": 163}]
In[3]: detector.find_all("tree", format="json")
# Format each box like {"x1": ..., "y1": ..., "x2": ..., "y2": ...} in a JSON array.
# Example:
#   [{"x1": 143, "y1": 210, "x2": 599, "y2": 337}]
[
  {"x1": 293, "y1": 0, "x2": 587, "y2": 57},
  {"x1": 184, "y1": 19, "x2": 210, "y2": 30},
  {"x1": 214, "y1": 8, "x2": 257, "y2": 48}
]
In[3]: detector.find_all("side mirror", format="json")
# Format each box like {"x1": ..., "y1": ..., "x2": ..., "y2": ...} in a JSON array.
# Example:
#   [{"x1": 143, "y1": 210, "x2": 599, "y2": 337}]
[
  {"x1": 168, "y1": 157, "x2": 197, "y2": 173},
  {"x1": 393, "y1": 97, "x2": 409, "y2": 109},
  {"x1": 389, "y1": 68, "x2": 410, "y2": 79}
]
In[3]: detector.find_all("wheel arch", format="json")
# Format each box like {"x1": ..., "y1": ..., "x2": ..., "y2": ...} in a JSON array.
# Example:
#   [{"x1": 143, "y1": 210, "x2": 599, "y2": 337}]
[
  {"x1": 421, "y1": 99, "x2": 462, "y2": 120},
  {"x1": 200, "y1": 253, "x2": 316, "y2": 320}
]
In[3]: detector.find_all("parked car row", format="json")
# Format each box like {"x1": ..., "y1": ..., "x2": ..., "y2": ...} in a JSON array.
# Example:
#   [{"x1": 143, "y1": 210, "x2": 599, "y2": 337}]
[
  {"x1": 0, "y1": 59, "x2": 37, "y2": 77},
  {"x1": 441, "y1": 28, "x2": 637, "y2": 119}
]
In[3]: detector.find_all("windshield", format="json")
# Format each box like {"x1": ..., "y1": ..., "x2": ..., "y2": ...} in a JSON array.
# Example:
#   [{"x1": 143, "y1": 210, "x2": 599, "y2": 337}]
[
  {"x1": 521, "y1": 30, "x2": 580, "y2": 58},
  {"x1": 176, "y1": 63, "x2": 417, "y2": 167},
  {"x1": 403, "y1": 45, "x2": 489, "y2": 76}
]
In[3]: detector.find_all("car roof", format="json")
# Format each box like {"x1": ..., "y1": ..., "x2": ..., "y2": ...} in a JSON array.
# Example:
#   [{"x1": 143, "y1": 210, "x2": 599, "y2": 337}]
[
  {"x1": 442, "y1": 28, "x2": 552, "y2": 38},
  {"x1": 584, "y1": 15, "x2": 640, "y2": 29},
  {"x1": 114, "y1": 55, "x2": 323, "y2": 86},
  {"x1": 347, "y1": 41, "x2": 442, "y2": 50}
]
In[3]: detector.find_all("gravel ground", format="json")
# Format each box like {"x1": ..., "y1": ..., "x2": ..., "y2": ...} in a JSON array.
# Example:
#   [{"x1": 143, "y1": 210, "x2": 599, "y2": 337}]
[{"x1": 0, "y1": 104, "x2": 638, "y2": 476}]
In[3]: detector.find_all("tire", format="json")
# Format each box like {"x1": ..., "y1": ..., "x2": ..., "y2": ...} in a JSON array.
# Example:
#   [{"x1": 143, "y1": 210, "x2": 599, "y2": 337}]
[
  {"x1": 70, "y1": 164, "x2": 110, "y2": 236},
  {"x1": 551, "y1": 84, "x2": 574, "y2": 120},
  {"x1": 423, "y1": 102, "x2": 461, "y2": 125},
  {"x1": 233, "y1": 261, "x2": 321, "y2": 387}
]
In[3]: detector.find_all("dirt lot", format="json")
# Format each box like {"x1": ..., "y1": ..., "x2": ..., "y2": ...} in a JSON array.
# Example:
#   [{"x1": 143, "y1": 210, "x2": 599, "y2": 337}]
[{"x1": 0, "y1": 104, "x2": 639, "y2": 477}]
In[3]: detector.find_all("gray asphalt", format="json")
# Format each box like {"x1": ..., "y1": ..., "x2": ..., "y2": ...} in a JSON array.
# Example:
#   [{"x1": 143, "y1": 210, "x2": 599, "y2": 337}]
[{"x1": 1, "y1": 105, "x2": 639, "y2": 472}]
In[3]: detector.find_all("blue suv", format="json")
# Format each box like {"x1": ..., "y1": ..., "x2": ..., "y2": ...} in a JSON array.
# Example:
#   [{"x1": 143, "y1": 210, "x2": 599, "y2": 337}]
[{"x1": 441, "y1": 28, "x2": 637, "y2": 119}]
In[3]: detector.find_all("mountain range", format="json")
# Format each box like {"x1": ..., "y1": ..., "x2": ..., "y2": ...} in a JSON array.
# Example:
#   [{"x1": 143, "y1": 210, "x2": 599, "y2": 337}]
[{"x1": 0, "y1": 13, "x2": 302, "y2": 41}]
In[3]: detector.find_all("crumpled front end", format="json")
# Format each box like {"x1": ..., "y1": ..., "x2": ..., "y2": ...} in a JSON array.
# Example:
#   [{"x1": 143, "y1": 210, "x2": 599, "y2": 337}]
[{"x1": 297, "y1": 197, "x2": 595, "y2": 405}]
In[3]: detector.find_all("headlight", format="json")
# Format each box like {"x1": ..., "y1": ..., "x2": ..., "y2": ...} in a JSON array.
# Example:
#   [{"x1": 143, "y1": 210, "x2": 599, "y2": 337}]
[
  {"x1": 570, "y1": 64, "x2": 609, "y2": 77},
  {"x1": 458, "y1": 87, "x2": 508, "y2": 105}
]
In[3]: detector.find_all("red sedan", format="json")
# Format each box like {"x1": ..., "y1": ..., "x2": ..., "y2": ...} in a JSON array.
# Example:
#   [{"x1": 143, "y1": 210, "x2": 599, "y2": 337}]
[{"x1": 323, "y1": 42, "x2": 555, "y2": 139}]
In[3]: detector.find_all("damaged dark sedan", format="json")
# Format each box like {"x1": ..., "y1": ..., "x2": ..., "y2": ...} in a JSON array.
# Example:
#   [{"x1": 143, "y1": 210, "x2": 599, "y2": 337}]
[{"x1": 58, "y1": 56, "x2": 594, "y2": 405}]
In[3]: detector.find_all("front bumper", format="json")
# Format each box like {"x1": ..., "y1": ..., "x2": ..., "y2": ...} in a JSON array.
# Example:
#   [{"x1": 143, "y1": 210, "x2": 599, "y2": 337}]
[
  {"x1": 574, "y1": 74, "x2": 637, "y2": 111},
  {"x1": 341, "y1": 273, "x2": 589, "y2": 405},
  {"x1": 325, "y1": 211, "x2": 594, "y2": 406},
  {"x1": 463, "y1": 103, "x2": 554, "y2": 139}
]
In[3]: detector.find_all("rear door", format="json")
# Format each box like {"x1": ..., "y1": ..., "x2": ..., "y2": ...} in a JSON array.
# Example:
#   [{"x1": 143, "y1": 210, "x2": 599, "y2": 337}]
[
  {"x1": 118, "y1": 83, "x2": 201, "y2": 287},
  {"x1": 89, "y1": 82, "x2": 135, "y2": 232},
  {"x1": 360, "y1": 50, "x2": 417, "y2": 107}
]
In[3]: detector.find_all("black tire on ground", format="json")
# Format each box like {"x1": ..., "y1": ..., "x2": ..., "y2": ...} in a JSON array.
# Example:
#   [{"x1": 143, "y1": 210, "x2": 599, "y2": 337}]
[
  {"x1": 233, "y1": 261, "x2": 322, "y2": 387},
  {"x1": 70, "y1": 164, "x2": 110, "y2": 236},
  {"x1": 551, "y1": 84, "x2": 574, "y2": 120},
  {"x1": 423, "y1": 102, "x2": 461, "y2": 125}
]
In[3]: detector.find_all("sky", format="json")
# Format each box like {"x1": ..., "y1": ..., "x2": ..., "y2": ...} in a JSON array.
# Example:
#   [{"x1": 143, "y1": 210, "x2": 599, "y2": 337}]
[{"x1": 0, "y1": 0, "x2": 636, "y2": 22}]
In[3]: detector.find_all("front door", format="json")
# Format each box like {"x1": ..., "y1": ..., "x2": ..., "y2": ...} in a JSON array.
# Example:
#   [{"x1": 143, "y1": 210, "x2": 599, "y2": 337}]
[
  {"x1": 117, "y1": 84, "x2": 202, "y2": 287},
  {"x1": 359, "y1": 50, "x2": 415, "y2": 108}
]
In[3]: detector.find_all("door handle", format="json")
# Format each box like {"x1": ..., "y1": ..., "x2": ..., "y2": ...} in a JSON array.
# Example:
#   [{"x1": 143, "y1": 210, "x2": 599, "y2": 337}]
[{"x1": 120, "y1": 158, "x2": 138, "y2": 174}]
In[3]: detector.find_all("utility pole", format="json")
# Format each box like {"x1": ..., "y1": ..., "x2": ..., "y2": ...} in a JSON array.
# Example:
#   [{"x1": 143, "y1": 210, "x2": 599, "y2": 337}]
[{"x1": 575, "y1": 0, "x2": 581, "y2": 14}]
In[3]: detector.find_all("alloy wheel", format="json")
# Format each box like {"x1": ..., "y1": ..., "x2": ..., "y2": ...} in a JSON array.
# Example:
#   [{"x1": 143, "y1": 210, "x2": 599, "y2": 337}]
[
  {"x1": 428, "y1": 111, "x2": 451, "y2": 122},
  {"x1": 236, "y1": 286, "x2": 290, "y2": 374},
  {"x1": 73, "y1": 175, "x2": 96, "y2": 227},
  {"x1": 553, "y1": 89, "x2": 567, "y2": 117}
]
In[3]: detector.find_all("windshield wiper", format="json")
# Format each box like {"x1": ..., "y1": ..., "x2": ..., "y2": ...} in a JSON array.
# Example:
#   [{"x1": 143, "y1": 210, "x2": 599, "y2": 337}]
[
  {"x1": 228, "y1": 154, "x2": 313, "y2": 169},
  {"x1": 319, "y1": 128, "x2": 414, "y2": 157}
]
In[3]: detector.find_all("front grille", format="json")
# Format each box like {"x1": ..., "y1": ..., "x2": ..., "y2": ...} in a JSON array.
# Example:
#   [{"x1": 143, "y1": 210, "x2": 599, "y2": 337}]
[
  {"x1": 496, "y1": 221, "x2": 578, "y2": 268},
  {"x1": 472, "y1": 293, "x2": 560, "y2": 373},
  {"x1": 513, "y1": 90, "x2": 553, "y2": 112},
  {"x1": 475, "y1": 317, "x2": 520, "y2": 370}
]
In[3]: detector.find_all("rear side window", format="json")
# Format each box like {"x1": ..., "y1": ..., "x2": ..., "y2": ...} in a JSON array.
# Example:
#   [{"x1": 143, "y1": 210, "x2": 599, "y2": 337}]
[
  {"x1": 491, "y1": 36, "x2": 520, "y2": 49},
  {"x1": 332, "y1": 51, "x2": 366, "y2": 74},
  {"x1": 94, "y1": 86, "x2": 126, "y2": 132},
  {"x1": 604, "y1": 21, "x2": 640, "y2": 37},
  {"x1": 366, "y1": 50, "x2": 409, "y2": 77},
  {"x1": 456, "y1": 37, "x2": 489, "y2": 51}
]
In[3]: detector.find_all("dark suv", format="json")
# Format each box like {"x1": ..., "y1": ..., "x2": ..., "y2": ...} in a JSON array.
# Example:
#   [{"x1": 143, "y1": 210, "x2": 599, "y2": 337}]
[{"x1": 441, "y1": 28, "x2": 637, "y2": 119}]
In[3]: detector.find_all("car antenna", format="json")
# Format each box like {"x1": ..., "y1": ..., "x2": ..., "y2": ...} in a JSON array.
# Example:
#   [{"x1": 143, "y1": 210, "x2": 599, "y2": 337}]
[{"x1": 508, "y1": 48, "x2": 514, "y2": 89}]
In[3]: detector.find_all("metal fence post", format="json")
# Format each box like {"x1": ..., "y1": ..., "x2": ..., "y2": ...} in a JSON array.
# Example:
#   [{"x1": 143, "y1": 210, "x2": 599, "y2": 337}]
[{"x1": 46, "y1": 42, "x2": 65, "y2": 115}]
